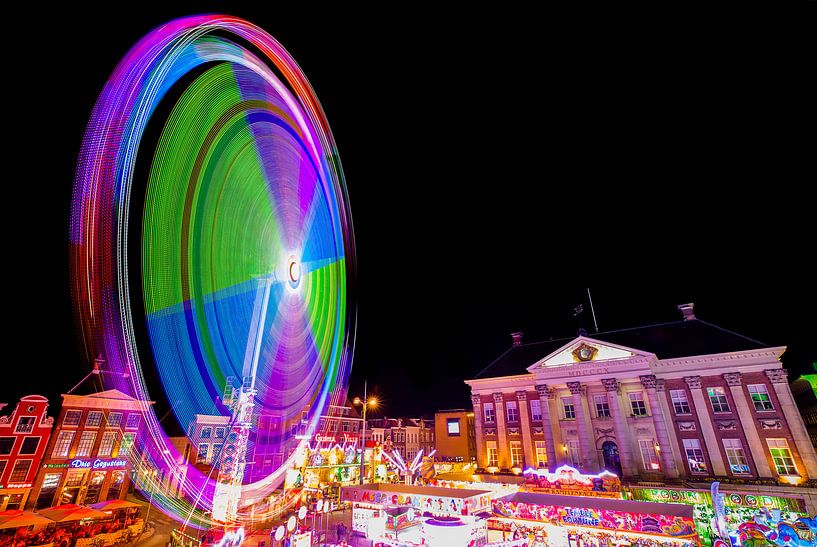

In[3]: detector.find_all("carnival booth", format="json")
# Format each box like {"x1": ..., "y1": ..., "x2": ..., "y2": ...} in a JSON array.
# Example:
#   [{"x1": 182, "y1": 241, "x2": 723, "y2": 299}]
[
  {"x1": 341, "y1": 484, "x2": 492, "y2": 545},
  {"x1": 490, "y1": 492, "x2": 698, "y2": 546}
]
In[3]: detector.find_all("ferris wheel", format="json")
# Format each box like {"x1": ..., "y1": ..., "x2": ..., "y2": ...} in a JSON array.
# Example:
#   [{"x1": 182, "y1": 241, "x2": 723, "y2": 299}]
[{"x1": 70, "y1": 15, "x2": 355, "y2": 526}]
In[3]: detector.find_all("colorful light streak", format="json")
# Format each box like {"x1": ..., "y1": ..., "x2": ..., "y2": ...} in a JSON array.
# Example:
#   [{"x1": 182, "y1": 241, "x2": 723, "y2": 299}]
[{"x1": 70, "y1": 15, "x2": 355, "y2": 527}]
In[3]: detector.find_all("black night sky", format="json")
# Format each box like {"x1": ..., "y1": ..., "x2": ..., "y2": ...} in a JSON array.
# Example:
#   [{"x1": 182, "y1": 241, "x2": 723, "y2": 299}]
[{"x1": 3, "y1": 5, "x2": 814, "y2": 424}]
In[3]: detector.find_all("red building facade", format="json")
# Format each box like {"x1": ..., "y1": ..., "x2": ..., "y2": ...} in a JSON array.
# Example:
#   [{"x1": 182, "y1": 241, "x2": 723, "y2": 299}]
[
  {"x1": 26, "y1": 390, "x2": 152, "y2": 509},
  {"x1": 0, "y1": 395, "x2": 53, "y2": 510}
]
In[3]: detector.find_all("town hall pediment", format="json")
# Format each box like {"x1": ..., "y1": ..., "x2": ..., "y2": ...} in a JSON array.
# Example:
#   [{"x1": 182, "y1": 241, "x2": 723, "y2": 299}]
[{"x1": 527, "y1": 336, "x2": 652, "y2": 371}]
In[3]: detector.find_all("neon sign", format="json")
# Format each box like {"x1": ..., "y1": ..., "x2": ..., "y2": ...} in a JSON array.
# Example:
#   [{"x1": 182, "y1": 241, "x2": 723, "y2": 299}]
[
  {"x1": 70, "y1": 458, "x2": 128, "y2": 470},
  {"x1": 214, "y1": 528, "x2": 244, "y2": 547}
]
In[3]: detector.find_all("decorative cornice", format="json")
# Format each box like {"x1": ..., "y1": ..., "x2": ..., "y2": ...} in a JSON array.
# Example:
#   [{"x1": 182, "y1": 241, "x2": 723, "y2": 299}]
[
  {"x1": 652, "y1": 347, "x2": 786, "y2": 369},
  {"x1": 677, "y1": 421, "x2": 696, "y2": 431},
  {"x1": 723, "y1": 372, "x2": 742, "y2": 387},
  {"x1": 765, "y1": 369, "x2": 788, "y2": 384},
  {"x1": 535, "y1": 384, "x2": 549, "y2": 399},
  {"x1": 470, "y1": 395, "x2": 482, "y2": 406},
  {"x1": 601, "y1": 378, "x2": 619, "y2": 392},
  {"x1": 492, "y1": 392, "x2": 504, "y2": 404},
  {"x1": 596, "y1": 427, "x2": 615, "y2": 436},
  {"x1": 684, "y1": 376, "x2": 702, "y2": 390},
  {"x1": 655, "y1": 379, "x2": 666, "y2": 393},
  {"x1": 640, "y1": 375, "x2": 657, "y2": 389},
  {"x1": 516, "y1": 391, "x2": 528, "y2": 401},
  {"x1": 758, "y1": 418, "x2": 782, "y2": 430},
  {"x1": 715, "y1": 420, "x2": 737, "y2": 431},
  {"x1": 567, "y1": 382, "x2": 584, "y2": 396}
]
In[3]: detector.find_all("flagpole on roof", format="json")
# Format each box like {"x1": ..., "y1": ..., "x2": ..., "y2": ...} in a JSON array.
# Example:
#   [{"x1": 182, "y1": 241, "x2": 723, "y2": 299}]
[{"x1": 587, "y1": 288, "x2": 599, "y2": 333}]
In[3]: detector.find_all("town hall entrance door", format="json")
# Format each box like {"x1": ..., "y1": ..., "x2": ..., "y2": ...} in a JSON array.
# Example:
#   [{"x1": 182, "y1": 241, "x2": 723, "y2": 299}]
[{"x1": 602, "y1": 441, "x2": 622, "y2": 477}]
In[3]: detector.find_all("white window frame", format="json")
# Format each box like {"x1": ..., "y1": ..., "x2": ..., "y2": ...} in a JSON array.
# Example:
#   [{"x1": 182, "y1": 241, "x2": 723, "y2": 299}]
[
  {"x1": 529, "y1": 399, "x2": 542, "y2": 421},
  {"x1": 75, "y1": 431, "x2": 97, "y2": 457},
  {"x1": 639, "y1": 439, "x2": 661, "y2": 471},
  {"x1": 486, "y1": 441, "x2": 498, "y2": 467},
  {"x1": 682, "y1": 438, "x2": 707, "y2": 474},
  {"x1": 52, "y1": 431, "x2": 75, "y2": 458},
  {"x1": 594, "y1": 394, "x2": 610, "y2": 418},
  {"x1": 670, "y1": 389, "x2": 691, "y2": 415},
  {"x1": 568, "y1": 440, "x2": 581, "y2": 466},
  {"x1": 767, "y1": 438, "x2": 798, "y2": 476},
  {"x1": 629, "y1": 392, "x2": 648, "y2": 416},
  {"x1": 506, "y1": 401, "x2": 519, "y2": 423},
  {"x1": 535, "y1": 441, "x2": 547, "y2": 467},
  {"x1": 723, "y1": 438, "x2": 751, "y2": 475},
  {"x1": 98, "y1": 431, "x2": 118, "y2": 458},
  {"x1": 748, "y1": 384, "x2": 774, "y2": 411},
  {"x1": 562, "y1": 397, "x2": 575, "y2": 420},
  {"x1": 63, "y1": 410, "x2": 82, "y2": 427},
  {"x1": 707, "y1": 387, "x2": 731, "y2": 413},
  {"x1": 85, "y1": 411, "x2": 103, "y2": 428},
  {"x1": 510, "y1": 441, "x2": 523, "y2": 467},
  {"x1": 484, "y1": 403, "x2": 495, "y2": 424}
]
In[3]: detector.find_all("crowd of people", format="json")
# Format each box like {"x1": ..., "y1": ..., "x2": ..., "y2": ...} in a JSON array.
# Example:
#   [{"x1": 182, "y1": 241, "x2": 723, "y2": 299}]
[{"x1": 1, "y1": 514, "x2": 140, "y2": 547}]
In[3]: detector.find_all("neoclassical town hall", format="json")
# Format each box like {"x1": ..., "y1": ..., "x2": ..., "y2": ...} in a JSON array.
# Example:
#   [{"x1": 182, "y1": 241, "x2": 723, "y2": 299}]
[{"x1": 465, "y1": 304, "x2": 817, "y2": 485}]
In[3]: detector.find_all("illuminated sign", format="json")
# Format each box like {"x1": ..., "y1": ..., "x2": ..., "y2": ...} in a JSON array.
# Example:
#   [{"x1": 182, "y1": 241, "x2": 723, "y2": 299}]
[
  {"x1": 3, "y1": 483, "x2": 33, "y2": 489},
  {"x1": 523, "y1": 465, "x2": 621, "y2": 495},
  {"x1": 70, "y1": 458, "x2": 128, "y2": 470},
  {"x1": 213, "y1": 528, "x2": 243, "y2": 547},
  {"x1": 628, "y1": 487, "x2": 806, "y2": 513}
]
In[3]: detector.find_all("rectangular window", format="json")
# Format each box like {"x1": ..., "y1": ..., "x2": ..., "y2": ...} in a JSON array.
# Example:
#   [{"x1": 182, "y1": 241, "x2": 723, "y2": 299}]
[
  {"x1": 19, "y1": 437, "x2": 40, "y2": 455},
  {"x1": 63, "y1": 410, "x2": 82, "y2": 426},
  {"x1": 197, "y1": 443, "x2": 209, "y2": 464},
  {"x1": 119, "y1": 433, "x2": 135, "y2": 456},
  {"x1": 0, "y1": 460, "x2": 6, "y2": 477},
  {"x1": 767, "y1": 439, "x2": 798, "y2": 476},
  {"x1": 486, "y1": 441, "x2": 498, "y2": 467},
  {"x1": 683, "y1": 438, "x2": 707, "y2": 473},
  {"x1": 107, "y1": 412, "x2": 123, "y2": 428},
  {"x1": 215, "y1": 427, "x2": 226, "y2": 439},
  {"x1": 98, "y1": 431, "x2": 118, "y2": 458},
  {"x1": 723, "y1": 438, "x2": 751, "y2": 474},
  {"x1": 529, "y1": 399, "x2": 542, "y2": 421},
  {"x1": 0, "y1": 437, "x2": 14, "y2": 455},
  {"x1": 126, "y1": 414, "x2": 141, "y2": 429},
  {"x1": 568, "y1": 440, "x2": 581, "y2": 467},
  {"x1": 484, "y1": 403, "x2": 495, "y2": 424},
  {"x1": 510, "y1": 441, "x2": 523, "y2": 467},
  {"x1": 506, "y1": 401, "x2": 519, "y2": 422},
  {"x1": 707, "y1": 387, "x2": 731, "y2": 413},
  {"x1": 212, "y1": 444, "x2": 223, "y2": 463},
  {"x1": 447, "y1": 419, "x2": 461, "y2": 436},
  {"x1": 562, "y1": 397, "x2": 575, "y2": 420},
  {"x1": 200, "y1": 426, "x2": 212, "y2": 439},
  {"x1": 535, "y1": 441, "x2": 547, "y2": 467},
  {"x1": 748, "y1": 384, "x2": 774, "y2": 411},
  {"x1": 76, "y1": 431, "x2": 97, "y2": 457},
  {"x1": 86, "y1": 411, "x2": 103, "y2": 428},
  {"x1": 15, "y1": 416, "x2": 36, "y2": 434},
  {"x1": 670, "y1": 390, "x2": 691, "y2": 415},
  {"x1": 629, "y1": 392, "x2": 648, "y2": 416},
  {"x1": 37, "y1": 473, "x2": 62, "y2": 508},
  {"x1": 52, "y1": 431, "x2": 75, "y2": 458},
  {"x1": 639, "y1": 439, "x2": 661, "y2": 471},
  {"x1": 594, "y1": 395, "x2": 610, "y2": 418},
  {"x1": 342, "y1": 422, "x2": 350, "y2": 432},
  {"x1": 10, "y1": 460, "x2": 31, "y2": 482}
]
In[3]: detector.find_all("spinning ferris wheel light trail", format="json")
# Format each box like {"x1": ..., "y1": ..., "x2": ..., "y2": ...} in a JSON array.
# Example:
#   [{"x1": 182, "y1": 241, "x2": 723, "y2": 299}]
[{"x1": 70, "y1": 15, "x2": 356, "y2": 527}]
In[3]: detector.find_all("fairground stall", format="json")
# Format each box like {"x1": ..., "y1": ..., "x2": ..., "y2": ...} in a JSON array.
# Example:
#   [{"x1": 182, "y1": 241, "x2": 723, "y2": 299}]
[
  {"x1": 341, "y1": 483, "x2": 492, "y2": 544},
  {"x1": 628, "y1": 484, "x2": 812, "y2": 546},
  {"x1": 521, "y1": 466, "x2": 623, "y2": 499},
  {"x1": 490, "y1": 492, "x2": 698, "y2": 546}
]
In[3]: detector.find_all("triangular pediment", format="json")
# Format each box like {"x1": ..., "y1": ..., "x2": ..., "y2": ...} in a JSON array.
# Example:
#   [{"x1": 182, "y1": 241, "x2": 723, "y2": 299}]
[{"x1": 527, "y1": 336, "x2": 654, "y2": 371}]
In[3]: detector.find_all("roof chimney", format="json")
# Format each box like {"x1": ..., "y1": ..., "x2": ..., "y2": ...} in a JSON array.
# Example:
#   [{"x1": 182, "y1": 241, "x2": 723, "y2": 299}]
[
  {"x1": 511, "y1": 332, "x2": 524, "y2": 347},
  {"x1": 678, "y1": 303, "x2": 696, "y2": 321}
]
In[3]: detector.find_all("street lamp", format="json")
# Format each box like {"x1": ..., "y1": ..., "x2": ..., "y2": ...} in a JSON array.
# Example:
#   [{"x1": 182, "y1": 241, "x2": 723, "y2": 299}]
[{"x1": 353, "y1": 380, "x2": 377, "y2": 485}]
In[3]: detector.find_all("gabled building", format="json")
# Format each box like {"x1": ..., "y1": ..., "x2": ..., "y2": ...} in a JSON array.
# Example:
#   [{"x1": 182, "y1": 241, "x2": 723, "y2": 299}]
[
  {"x1": 0, "y1": 395, "x2": 53, "y2": 510},
  {"x1": 465, "y1": 303, "x2": 817, "y2": 488}
]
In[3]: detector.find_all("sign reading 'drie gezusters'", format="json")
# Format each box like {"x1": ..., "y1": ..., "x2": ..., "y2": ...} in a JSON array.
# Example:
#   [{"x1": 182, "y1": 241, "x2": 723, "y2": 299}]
[{"x1": 70, "y1": 458, "x2": 128, "y2": 470}]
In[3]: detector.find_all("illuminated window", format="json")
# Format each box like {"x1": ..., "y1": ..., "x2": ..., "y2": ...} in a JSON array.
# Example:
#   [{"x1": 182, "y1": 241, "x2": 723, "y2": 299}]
[
  {"x1": 568, "y1": 440, "x2": 580, "y2": 466},
  {"x1": 447, "y1": 419, "x2": 461, "y2": 436},
  {"x1": 683, "y1": 438, "x2": 707, "y2": 473},
  {"x1": 629, "y1": 392, "x2": 647, "y2": 416},
  {"x1": 19, "y1": 437, "x2": 40, "y2": 455},
  {"x1": 562, "y1": 398, "x2": 575, "y2": 420},
  {"x1": 767, "y1": 439, "x2": 798, "y2": 476},
  {"x1": 670, "y1": 390, "x2": 691, "y2": 415},
  {"x1": 748, "y1": 385, "x2": 774, "y2": 411},
  {"x1": 107, "y1": 412, "x2": 122, "y2": 428},
  {"x1": 212, "y1": 444, "x2": 223, "y2": 463},
  {"x1": 125, "y1": 414, "x2": 141, "y2": 429},
  {"x1": 197, "y1": 443, "x2": 209, "y2": 464},
  {"x1": 63, "y1": 410, "x2": 82, "y2": 426},
  {"x1": 15, "y1": 417, "x2": 36, "y2": 434},
  {"x1": 594, "y1": 395, "x2": 610, "y2": 418},
  {"x1": 119, "y1": 433, "x2": 135, "y2": 456},
  {"x1": 76, "y1": 431, "x2": 97, "y2": 457},
  {"x1": 98, "y1": 431, "x2": 118, "y2": 458},
  {"x1": 506, "y1": 401, "x2": 519, "y2": 422},
  {"x1": 0, "y1": 461, "x2": 6, "y2": 477},
  {"x1": 535, "y1": 441, "x2": 547, "y2": 467},
  {"x1": 707, "y1": 387, "x2": 731, "y2": 413},
  {"x1": 484, "y1": 403, "x2": 495, "y2": 424},
  {"x1": 215, "y1": 427, "x2": 226, "y2": 439},
  {"x1": 0, "y1": 437, "x2": 14, "y2": 455},
  {"x1": 342, "y1": 422, "x2": 350, "y2": 432},
  {"x1": 10, "y1": 460, "x2": 31, "y2": 482},
  {"x1": 529, "y1": 399, "x2": 542, "y2": 421},
  {"x1": 510, "y1": 441, "x2": 523, "y2": 467},
  {"x1": 86, "y1": 411, "x2": 103, "y2": 428},
  {"x1": 723, "y1": 439, "x2": 750, "y2": 474},
  {"x1": 52, "y1": 431, "x2": 75, "y2": 458},
  {"x1": 639, "y1": 439, "x2": 660, "y2": 471},
  {"x1": 486, "y1": 441, "x2": 498, "y2": 467},
  {"x1": 200, "y1": 427, "x2": 212, "y2": 439}
]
